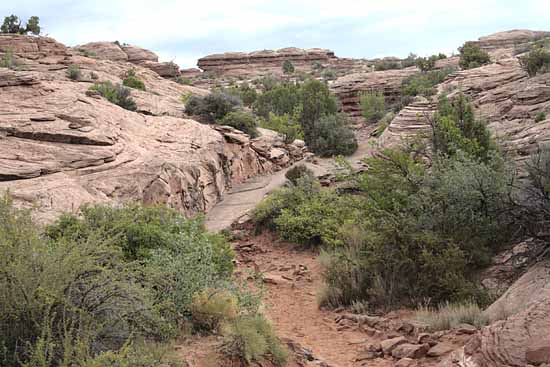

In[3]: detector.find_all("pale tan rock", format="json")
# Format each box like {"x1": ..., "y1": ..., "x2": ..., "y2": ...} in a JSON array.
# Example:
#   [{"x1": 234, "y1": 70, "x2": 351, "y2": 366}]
[
  {"x1": 75, "y1": 41, "x2": 128, "y2": 61},
  {"x1": 392, "y1": 343, "x2": 429, "y2": 359},
  {"x1": 121, "y1": 44, "x2": 158, "y2": 63},
  {"x1": 380, "y1": 336, "x2": 408, "y2": 355}
]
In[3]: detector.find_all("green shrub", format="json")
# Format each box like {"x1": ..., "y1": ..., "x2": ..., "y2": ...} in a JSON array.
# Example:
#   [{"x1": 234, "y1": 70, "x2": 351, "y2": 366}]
[
  {"x1": 223, "y1": 82, "x2": 258, "y2": 106},
  {"x1": 401, "y1": 67, "x2": 455, "y2": 98},
  {"x1": 432, "y1": 94, "x2": 496, "y2": 161},
  {"x1": 175, "y1": 76, "x2": 192, "y2": 85},
  {"x1": 285, "y1": 164, "x2": 315, "y2": 186},
  {"x1": 308, "y1": 114, "x2": 358, "y2": 157},
  {"x1": 190, "y1": 289, "x2": 239, "y2": 332},
  {"x1": 260, "y1": 112, "x2": 303, "y2": 144},
  {"x1": 222, "y1": 315, "x2": 287, "y2": 367},
  {"x1": 282, "y1": 60, "x2": 295, "y2": 74},
  {"x1": 535, "y1": 111, "x2": 547, "y2": 122},
  {"x1": 401, "y1": 53, "x2": 418, "y2": 68},
  {"x1": 360, "y1": 91, "x2": 385, "y2": 123},
  {"x1": 84, "y1": 342, "x2": 185, "y2": 367},
  {"x1": 185, "y1": 92, "x2": 242, "y2": 122},
  {"x1": 221, "y1": 111, "x2": 259, "y2": 138},
  {"x1": 321, "y1": 68, "x2": 337, "y2": 80},
  {"x1": 0, "y1": 49, "x2": 17, "y2": 70},
  {"x1": 415, "y1": 56, "x2": 437, "y2": 72},
  {"x1": 299, "y1": 78, "x2": 338, "y2": 144},
  {"x1": 123, "y1": 69, "x2": 146, "y2": 90},
  {"x1": 459, "y1": 42, "x2": 491, "y2": 69},
  {"x1": 67, "y1": 64, "x2": 81, "y2": 80},
  {"x1": 374, "y1": 60, "x2": 402, "y2": 71},
  {"x1": 371, "y1": 112, "x2": 394, "y2": 137},
  {"x1": 1, "y1": 15, "x2": 40, "y2": 35},
  {"x1": 416, "y1": 301, "x2": 489, "y2": 331},
  {"x1": 89, "y1": 81, "x2": 137, "y2": 111},
  {"x1": 253, "y1": 82, "x2": 302, "y2": 119},
  {"x1": 520, "y1": 46, "x2": 550, "y2": 76}
]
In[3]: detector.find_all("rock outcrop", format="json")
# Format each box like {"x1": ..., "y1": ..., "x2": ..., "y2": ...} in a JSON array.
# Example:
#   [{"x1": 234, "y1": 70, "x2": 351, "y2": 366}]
[
  {"x1": 0, "y1": 35, "x2": 303, "y2": 223},
  {"x1": 378, "y1": 100, "x2": 435, "y2": 148},
  {"x1": 75, "y1": 41, "x2": 181, "y2": 78},
  {"x1": 469, "y1": 29, "x2": 550, "y2": 59},
  {"x1": 442, "y1": 260, "x2": 550, "y2": 367},
  {"x1": 331, "y1": 68, "x2": 418, "y2": 121}
]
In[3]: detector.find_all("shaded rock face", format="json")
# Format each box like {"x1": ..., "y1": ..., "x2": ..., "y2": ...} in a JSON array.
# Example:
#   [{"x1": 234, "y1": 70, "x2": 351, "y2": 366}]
[
  {"x1": 441, "y1": 260, "x2": 550, "y2": 367},
  {"x1": 75, "y1": 41, "x2": 179, "y2": 77},
  {"x1": 0, "y1": 34, "x2": 68, "y2": 59},
  {"x1": 0, "y1": 35, "x2": 302, "y2": 223},
  {"x1": 198, "y1": 47, "x2": 337, "y2": 75}
]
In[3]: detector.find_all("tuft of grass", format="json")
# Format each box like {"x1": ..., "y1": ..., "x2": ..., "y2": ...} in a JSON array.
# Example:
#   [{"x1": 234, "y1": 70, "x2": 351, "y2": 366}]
[
  {"x1": 415, "y1": 300, "x2": 489, "y2": 331},
  {"x1": 0, "y1": 49, "x2": 18, "y2": 70},
  {"x1": 89, "y1": 81, "x2": 137, "y2": 111},
  {"x1": 122, "y1": 69, "x2": 146, "y2": 91},
  {"x1": 66, "y1": 64, "x2": 81, "y2": 80},
  {"x1": 535, "y1": 111, "x2": 547, "y2": 123}
]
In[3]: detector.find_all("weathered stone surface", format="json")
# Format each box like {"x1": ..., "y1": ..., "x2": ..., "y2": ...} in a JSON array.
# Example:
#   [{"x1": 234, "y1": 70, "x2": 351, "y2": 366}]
[
  {"x1": 428, "y1": 343, "x2": 455, "y2": 358},
  {"x1": 0, "y1": 36, "x2": 301, "y2": 223},
  {"x1": 380, "y1": 336, "x2": 408, "y2": 355},
  {"x1": 139, "y1": 60, "x2": 180, "y2": 77},
  {"x1": 121, "y1": 44, "x2": 158, "y2": 63},
  {"x1": 526, "y1": 339, "x2": 550, "y2": 365},
  {"x1": 395, "y1": 358, "x2": 416, "y2": 367},
  {"x1": 392, "y1": 343, "x2": 430, "y2": 359},
  {"x1": 441, "y1": 260, "x2": 550, "y2": 367},
  {"x1": 331, "y1": 68, "x2": 418, "y2": 121},
  {"x1": 469, "y1": 29, "x2": 550, "y2": 59},
  {"x1": 378, "y1": 99, "x2": 435, "y2": 149},
  {"x1": 0, "y1": 34, "x2": 68, "y2": 59},
  {"x1": 75, "y1": 41, "x2": 128, "y2": 61}
]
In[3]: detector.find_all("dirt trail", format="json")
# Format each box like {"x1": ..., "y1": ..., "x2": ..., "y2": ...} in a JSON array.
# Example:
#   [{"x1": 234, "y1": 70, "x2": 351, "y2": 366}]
[{"x1": 236, "y1": 233, "x2": 377, "y2": 367}]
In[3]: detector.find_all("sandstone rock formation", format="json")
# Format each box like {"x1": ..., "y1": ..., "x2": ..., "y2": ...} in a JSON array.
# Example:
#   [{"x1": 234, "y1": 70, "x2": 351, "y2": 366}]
[
  {"x1": 331, "y1": 68, "x2": 418, "y2": 121},
  {"x1": 441, "y1": 260, "x2": 550, "y2": 367},
  {"x1": 75, "y1": 41, "x2": 181, "y2": 77},
  {"x1": 378, "y1": 100, "x2": 435, "y2": 148},
  {"x1": 469, "y1": 29, "x2": 550, "y2": 59},
  {"x1": 0, "y1": 35, "x2": 303, "y2": 223}
]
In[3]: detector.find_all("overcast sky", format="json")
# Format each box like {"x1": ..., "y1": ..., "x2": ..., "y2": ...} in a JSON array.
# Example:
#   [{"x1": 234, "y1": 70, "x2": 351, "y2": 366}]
[{"x1": 3, "y1": 0, "x2": 550, "y2": 68}]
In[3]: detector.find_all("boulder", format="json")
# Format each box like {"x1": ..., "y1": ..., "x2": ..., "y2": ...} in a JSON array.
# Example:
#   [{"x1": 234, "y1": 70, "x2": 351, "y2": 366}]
[
  {"x1": 395, "y1": 358, "x2": 416, "y2": 367},
  {"x1": 75, "y1": 41, "x2": 128, "y2": 61},
  {"x1": 428, "y1": 343, "x2": 454, "y2": 358},
  {"x1": 121, "y1": 44, "x2": 158, "y2": 63},
  {"x1": 392, "y1": 343, "x2": 430, "y2": 359},
  {"x1": 526, "y1": 339, "x2": 550, "y2": 365},
  {"x1": 380, "y1": 336, "x2": 408, "y2": 355}
]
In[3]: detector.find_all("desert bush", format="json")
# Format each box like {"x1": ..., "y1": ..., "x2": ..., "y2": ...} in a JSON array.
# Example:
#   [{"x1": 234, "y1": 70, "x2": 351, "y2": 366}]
[
  {"x1": 221, "y1": 315, "x2": 287, "y2": 367},
  {"x1": 535, "y1": 111, "x2": 547, "y2": 122},
  {"x1": 0, "y1": 197, "x2": 172, "y2": 367},
  {"x1": 374, "y1": 60, "x2": 402, "y2": 71},
  {"x1": 520, "y1": 46, "x2": 550, "y2": 76},
  {"x1": 416, "y1": 301, "x2": 489, "y2": 331},
  {"x1": 123, "y1": 69, "x2": 146, "y2": 91},
  {"x1": 84, "y1": 342, "x2": 185, "y2": 367},
  {"x1": 401, "y1": 67, "x2": 455, "y2": 98},
  {"x1": 401, "y1": 53, "x2": 418, "y2": 68},
  {"x1": 0, "y1": 49, "x2": 17, "y2": 70},
  {"x1": 221, "y1": 111, "x2": 259, "y2": 138},
  {"x1": 253, "y1": 82, "x2": 302, "y2": 119},
  {"x1": 299, "y1": 78, "x2": 339, "y2": 144},
  {"x1": 360, "y1": 91, "x2": 385, "y2": 123},
  {"x1": 89, "y1": 81, "x2": 137, "y2": 111},
  {"x1": 321, "y1": 68, "x2": 337, "y2": 80},
  {"x1": 459, "y1": 42, "x2": 491, "y2": 69},
  {"x1": 260, "y1": 112, "x2": 303, "y2": 144},
  {"x1": 285, "y1": 164, "x2": 315, "y2": 186},
  {"x1": 282, "y1": 60, "x2": 295, "y2": 74},
  {"x1": 1, "y1": 15, "x2": 40, "y2": 35},
  {"x1": 186, "y1": 92, "x2": 242, "y2": 122},
  {"x1": 432, "y1": 94, "x2": 496, "y2": 161},
  {"x1": 175, "y1": 76, "x2": 192, "y2": 85},
  {"x1": 371, "y1": 112, "x2": 394, "y2": 138},
  {"x1": 190, "y1": 289, "x2": 239, "y2": 332},
  {"x1": 66, "y1": 64, "x2": 81, "y2": 80},
  {"x1": 223, "y1": 82, "x2": 258, "y2": 106},
  {"x1": 415, "y1": 56, "x2": 437, "y2": 72},
  {"x1": 308, "y1": 114, "x2": 358, "y2": 157}
]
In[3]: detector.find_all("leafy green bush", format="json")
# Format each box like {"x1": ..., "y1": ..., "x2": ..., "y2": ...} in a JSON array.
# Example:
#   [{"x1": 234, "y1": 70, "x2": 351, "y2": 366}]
[
  {"x1": 401, "y1": 67, "x2": 455, "y2": 98},
  {"x1": 186, "y1": 92, "x2": 242, "y2": 122},
  {"x1": 360, "y1": 91, "x2": 385, "y2": 123},
  {"x1": 371, "y1": 112, "x2": 394, "y2": 137},
  {"x1": 0, "y1": 197, "x2": 172, "y2": 367},
  {"x1": 374, "y1": 60, "x2": 402, "y2": 71},
  {"x1": 223, "y1": 82, "x2": 258, "y2": 106},
  {"x1": 285, "y1": 164, "x2": 315, "y2": 186},
  {"x1": 535, "y1": 111, "x2": 547, "y2": 122},
  {"x1": 123, "y1": 69, "x2": 146, "y2": 91},
  {"x1": 416, "y1": 301, "x2": 489, "y2": 331},
  {"x1": 1, "y1": 15, "x2": 40, "y2": 35},
  {"x1": 260, "y1": 112, "x2": 303, "y2": 144},
  {"x1": 432, "y1": 94, "x2": 496, "y2": 161},
  {"x1": 190, "y1": 289, "x2": 239, "y2": 332},
  {"x1": 253, "y1": 82, "x2": 302, "y2": 119},
  {"x1": 299, "y1": 78, "x2": 339, "y2": 144},
  {"x1": 175, "y1": 76, "x2": 192, "y2": 85},
  {"x1": 459, "y1": 42, "x2": 491, "y2": 69},
  {"x1": 519, "y1": 46, "x2": 550, "y2": 76},
  {"x1": 0, "y1": 49, "x2": 17, "y2": 70},
  {"x1": 84, "y1": 342, "x2": 185, "y2": 367},
  {"x1": 415, "y1": 56, "x2": 436, "y2": 72},
  {"x1": 222, "y1": 315, "x2": 287, "y2": 367},
  {"x1": 89, "y1": 81, "x2": 137, "y2": 111},
  {"x1": 282, "y1": 60, "x2": 295, "y2": 74},
  {"x1": 221, "y1": 111, "x2": 259, "y2": 138},
  {"x1": 67, "y1": 64, "x2": 81, "y2": 80},
  {"x1": 321, "y1": 68, "x2": 337, "y2": 80},
  {"x1": 308, "y1": 114, "x2": 358, "y2": 157}
]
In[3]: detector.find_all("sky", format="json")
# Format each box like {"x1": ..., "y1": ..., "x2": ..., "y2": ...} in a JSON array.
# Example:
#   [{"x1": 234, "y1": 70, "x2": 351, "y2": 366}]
[{"x1": 2, "y1": 0, "x2": 550, "y2": 68}]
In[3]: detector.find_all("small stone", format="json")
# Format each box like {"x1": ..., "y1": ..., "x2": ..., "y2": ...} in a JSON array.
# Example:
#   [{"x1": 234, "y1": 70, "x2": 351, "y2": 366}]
[
  {"x1": 392, "y1": 343, "x2": 429, "y2": 359},
  {"x1": 454, "y1": 323, "x2": 478, "y2": 335},
  {"x1": 427, "y1": 343, "x2": 455, "y2": 357},
  {"x1": 526, "y1": 339, "x2": 550, "y2": 365},
  {"x1": 397, "y1": 321, "x2": 416, "y2": 335},
  {"x1": 380, "y1": 336, "x2": 408, "y2": 355},
  {"x1": 395, "y1": 358, "x2": 416, "y2": 367}
]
